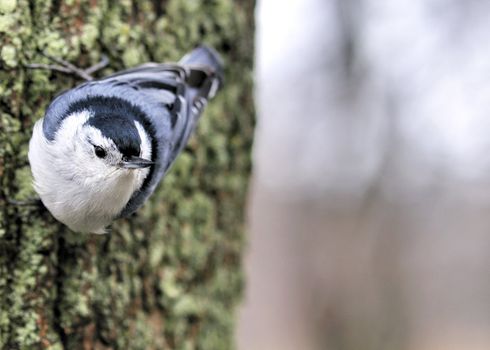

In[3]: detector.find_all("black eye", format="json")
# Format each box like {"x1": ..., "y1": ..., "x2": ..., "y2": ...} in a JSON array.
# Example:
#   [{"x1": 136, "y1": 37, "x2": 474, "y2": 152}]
[{"x1": 94, "y1": 146, "x2": 106, "y2": 158}]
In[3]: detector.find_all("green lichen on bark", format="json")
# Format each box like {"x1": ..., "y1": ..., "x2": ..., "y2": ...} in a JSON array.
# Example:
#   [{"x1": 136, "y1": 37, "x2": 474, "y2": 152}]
[{"x1": 0, "y1": 0, "x2": 254, "y2": 348}]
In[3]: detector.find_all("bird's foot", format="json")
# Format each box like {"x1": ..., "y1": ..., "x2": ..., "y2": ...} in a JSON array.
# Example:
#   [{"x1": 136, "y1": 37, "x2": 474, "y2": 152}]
[
  {"x1": 6, "y1": 197, "x2": 43, "y2": 207},
  {"x1": 25, "y1": 53, "x2": 109, "y2": 82}
]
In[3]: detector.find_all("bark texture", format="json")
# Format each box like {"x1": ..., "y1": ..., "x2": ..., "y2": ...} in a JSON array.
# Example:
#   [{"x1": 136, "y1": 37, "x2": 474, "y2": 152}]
[{"x1": 0, "y1": 0, "x2": 254, "y2": 348}]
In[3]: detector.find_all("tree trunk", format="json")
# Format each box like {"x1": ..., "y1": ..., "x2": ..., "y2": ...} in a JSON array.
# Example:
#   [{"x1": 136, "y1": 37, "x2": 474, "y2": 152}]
[{"x1": 0, "y1": 0, "x2": 254, "y2": 348}]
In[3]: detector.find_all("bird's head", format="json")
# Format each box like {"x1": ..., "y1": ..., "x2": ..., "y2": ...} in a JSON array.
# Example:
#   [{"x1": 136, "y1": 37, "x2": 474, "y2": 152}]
[
  {"x1": 84, "y1": 112, "x2": 153, "y2": 170},
  {"x1": 60, "y1": 109, "x2": 153, "y2": 184}
]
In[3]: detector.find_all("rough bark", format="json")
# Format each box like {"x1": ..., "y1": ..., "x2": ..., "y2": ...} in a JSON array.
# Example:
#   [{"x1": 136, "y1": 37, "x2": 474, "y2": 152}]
[{"x1": 0, "y1": 0, "x2": 254, "y2": 348}]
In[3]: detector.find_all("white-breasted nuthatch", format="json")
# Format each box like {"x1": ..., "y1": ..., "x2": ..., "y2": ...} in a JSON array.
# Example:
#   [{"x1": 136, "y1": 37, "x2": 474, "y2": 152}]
[{"x1": 28, "y1": 46, "x2": 223, "y2": 234}]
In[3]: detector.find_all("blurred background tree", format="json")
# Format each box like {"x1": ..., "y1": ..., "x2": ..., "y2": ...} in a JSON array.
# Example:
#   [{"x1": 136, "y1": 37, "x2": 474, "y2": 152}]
[
  {"x1": 0, "y1": 0, "x2": 254, "y2": 349},
  {"x1": 238, "y1": 0, "x2": 490, "y2": 350}
]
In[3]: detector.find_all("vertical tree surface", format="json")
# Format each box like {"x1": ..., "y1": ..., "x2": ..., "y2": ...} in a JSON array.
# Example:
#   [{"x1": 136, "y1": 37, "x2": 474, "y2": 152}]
[{"x1": 0, "y1": 0, "x2": 254, "y2": 348}]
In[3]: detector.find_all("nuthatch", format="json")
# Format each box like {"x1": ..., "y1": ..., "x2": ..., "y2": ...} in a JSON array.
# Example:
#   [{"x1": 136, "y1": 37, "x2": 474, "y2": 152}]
[{"x1": 28, "y1": 46, "x2": 223, "y2": 233}]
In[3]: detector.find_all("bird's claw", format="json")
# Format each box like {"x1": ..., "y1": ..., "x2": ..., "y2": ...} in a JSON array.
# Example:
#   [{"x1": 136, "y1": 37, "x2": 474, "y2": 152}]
[
  {"x1": 6, "y1": 197, "x2": 43, "y2": 207},
  {"x1": 25, "y1": 53, "x2": 109, "y2": 82}
]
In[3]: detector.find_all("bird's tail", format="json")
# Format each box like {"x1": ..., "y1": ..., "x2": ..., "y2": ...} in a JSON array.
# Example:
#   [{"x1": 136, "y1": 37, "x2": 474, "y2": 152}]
[{"x1": 180, "y1": 45, "x2": 224, "y2": 101}]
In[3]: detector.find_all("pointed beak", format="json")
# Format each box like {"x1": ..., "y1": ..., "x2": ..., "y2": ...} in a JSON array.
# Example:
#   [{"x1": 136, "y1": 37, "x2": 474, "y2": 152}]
[{"x1": 119, "y1": 156, "x2": 154, "y2": 169}]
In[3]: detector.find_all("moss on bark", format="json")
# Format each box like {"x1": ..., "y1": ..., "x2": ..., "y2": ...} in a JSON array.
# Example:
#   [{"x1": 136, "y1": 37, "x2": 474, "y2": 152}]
[{"x1": 0, "y1": 0, "x2": 254, "y2": 348}]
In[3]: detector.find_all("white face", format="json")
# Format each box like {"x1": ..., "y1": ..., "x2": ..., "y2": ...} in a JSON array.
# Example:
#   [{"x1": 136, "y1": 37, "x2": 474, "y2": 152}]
[
  {"x1": 78, "y1": 124, "x2": 124, "y2": 174},
  {"x1": 54, "y1": 110, "x2": 152, "y2": 183}
]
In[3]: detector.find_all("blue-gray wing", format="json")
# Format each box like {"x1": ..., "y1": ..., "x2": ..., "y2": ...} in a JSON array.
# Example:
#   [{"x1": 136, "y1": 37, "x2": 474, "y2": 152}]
[{"x1": 114, "y1": 47, "x2": 223, "y2": 216}]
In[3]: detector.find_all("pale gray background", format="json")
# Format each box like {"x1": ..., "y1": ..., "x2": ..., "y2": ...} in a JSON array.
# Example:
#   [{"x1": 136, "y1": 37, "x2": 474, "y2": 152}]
[{"x1": 237, "y1": 0, "x2": 490, "y2": 349}]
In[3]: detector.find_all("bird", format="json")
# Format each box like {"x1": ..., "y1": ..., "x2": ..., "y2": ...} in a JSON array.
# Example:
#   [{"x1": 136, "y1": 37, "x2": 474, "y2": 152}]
[{"x1": 28, "y1": 45, "x2": 224, "y2": 234}]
